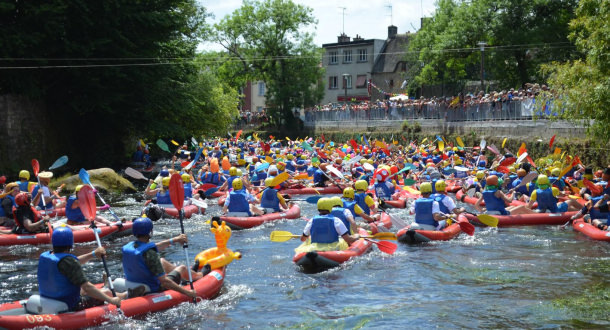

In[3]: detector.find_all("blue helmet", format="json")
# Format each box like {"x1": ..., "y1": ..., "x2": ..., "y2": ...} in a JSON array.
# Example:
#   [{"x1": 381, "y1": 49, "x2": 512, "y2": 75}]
[
  {"x1": 160, "y1": 169, "x2": 170, "y2": 177},
  {"x1": 52, "y1": 227, "x2": 74, "y2": 247},
  {"x1": 133, "y1": 217, "x2": 153, "y2": 236}
]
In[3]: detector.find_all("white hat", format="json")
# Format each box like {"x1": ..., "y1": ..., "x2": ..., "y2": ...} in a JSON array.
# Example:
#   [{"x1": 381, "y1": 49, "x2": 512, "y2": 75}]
[{"x1": 38, "y1": 171, "x2": 53, "y2": 179}]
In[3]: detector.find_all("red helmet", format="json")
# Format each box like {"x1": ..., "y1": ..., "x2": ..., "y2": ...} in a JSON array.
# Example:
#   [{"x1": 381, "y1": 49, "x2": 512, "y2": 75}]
[
  {"x1": 390, "y1": 165, "x2": 398, "y2": 175},
  {"x1": 15, "y1": 192, "x2": 30, "y2": 207},
  {"x1": 374, "y1": 168, "x2": 390, "y2": 182},
  {"x1": 0, "y1": 176, "x2": 5, "y2": 184}
]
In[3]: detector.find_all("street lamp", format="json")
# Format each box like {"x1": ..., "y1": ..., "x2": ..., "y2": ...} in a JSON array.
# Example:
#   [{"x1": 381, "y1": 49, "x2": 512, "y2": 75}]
[
  {"x1": 477, "y1": 41, "x2": 487, "y2": 92},
  {"x1": 342, "y1": 73, "x2": 349, "y2": 109}
]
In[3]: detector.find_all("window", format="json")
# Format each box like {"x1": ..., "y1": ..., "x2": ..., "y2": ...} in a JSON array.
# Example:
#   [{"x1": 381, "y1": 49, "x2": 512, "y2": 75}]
[
  {"x1": 258, "y1": 82, "x2": 265, "y2": 96},
  {"x1": 256, "y1": 106, "x2": 263, "y2": 112},
  {"x1": 342, "y1": 75, "x2": 352, "y2": 89},
  {"x1": 401, "y1": 62, "x2": 407, "y2": 72},
  {"x1": 343, "y1": 50, "x2": 352, "y2": 63},
  {"x1": 356, "y1": 75, "x2": 367, "y2": 88},
  {"x1": 389, "y1": 79, "x2": 394, "y2": 88},
  {"x1": 328, "y1": 76, "x2": 338, "y2": 89},
  {"x1": 329, "y1": 51, "x2": 338, "y2": 64},
  {"x1": 358, "y1": 49, "x2": 367, "y2": 62}
]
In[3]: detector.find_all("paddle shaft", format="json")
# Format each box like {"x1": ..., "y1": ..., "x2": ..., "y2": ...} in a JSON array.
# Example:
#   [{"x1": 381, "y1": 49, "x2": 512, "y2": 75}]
[
  {"x1": 92, "y1": 225, "x2": 117, "y2": 297},
  {"x1": 178, "y1": 209, "x2": 196, "y2": 301}
]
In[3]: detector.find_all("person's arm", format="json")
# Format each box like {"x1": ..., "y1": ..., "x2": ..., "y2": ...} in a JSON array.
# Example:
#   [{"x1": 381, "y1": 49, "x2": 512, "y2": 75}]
[
  {"x1": 77, "y1": 246, "x2": 106, "y2": 264},
  {"x1": 156, "y1": 234, "x2": 187, "y2": 252},
  {"x1": 71, "y1": 199, "x2": 80, "y2": 209},
  {"x1": 474, "y1": 195, "x2": 484, "y2": 212},
  {"x1": 300, "y1": 219, "x2": 312, "y2": 241},
  {"x1": 526, "y1": 190, "x2": 537, "y2": 208},
  {"x1": 497, "y1": 190, "x2": 513, "y2": 205}
]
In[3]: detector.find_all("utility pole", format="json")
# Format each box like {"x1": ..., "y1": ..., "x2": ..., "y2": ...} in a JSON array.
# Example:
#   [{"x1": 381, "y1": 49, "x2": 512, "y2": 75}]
[
  {"x1": 338, "y1": 7, "x2": 346, "y2": 35},
  {"x1": 477, "y1": 41, "x2": 487, "y2": 92}
]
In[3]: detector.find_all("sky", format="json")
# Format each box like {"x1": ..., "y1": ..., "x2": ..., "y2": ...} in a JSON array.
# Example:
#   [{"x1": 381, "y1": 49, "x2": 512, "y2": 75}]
[{"x1": 197, "y1": 0, "x2": 437, "y2": 51}]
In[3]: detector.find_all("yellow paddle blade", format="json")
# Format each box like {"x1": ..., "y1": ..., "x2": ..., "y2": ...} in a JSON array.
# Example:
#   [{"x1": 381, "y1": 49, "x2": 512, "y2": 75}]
[
  {"x1": 439, "y1": 140, "x2": 444, "y2": 151},
  {"x1": 265, "y1": 156, "x2": 273, "y2": 164},
  {"x1": 456, "y1": 136, "x2": 464, "y2": 148},
  {"x1": 569, "y1": 195, "x2": 580, "y2": 199},
  {"x1": 502, "y1": 137, "x2": 507, "y2": 148},
  {"x1": 293, "y1": 173, "x2": 311, "y2": 180},
  {"x1": 477, "y1": 214, "x2": 499, "y2": 227},
  {"x1": 171, "y1": 140, "x2": 179, "y2": 146},
  {"x1": 271, "y1": 172, "x2": 290, "y2": 186},
  {"x1": 421, "y1": 137, "x2": 428, "y2": 144},
  {"x1": 286, "y1": 137, "x2": 291, "y2": 141},
  {"x1": 561, "y1": 151, "x2": 567, "y2": 160},
  {"x1": 270, "y1": 231, "x2": 300, "y2": 242}
]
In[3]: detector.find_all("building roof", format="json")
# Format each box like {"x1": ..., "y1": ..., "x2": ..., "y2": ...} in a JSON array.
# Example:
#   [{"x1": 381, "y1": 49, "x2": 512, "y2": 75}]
[
  {"x1": 322, "y1": 39, "x2": 379, "y2": 49},
  {"x1": 371, "y1": 33, "x2": 411, "y2": 73}
]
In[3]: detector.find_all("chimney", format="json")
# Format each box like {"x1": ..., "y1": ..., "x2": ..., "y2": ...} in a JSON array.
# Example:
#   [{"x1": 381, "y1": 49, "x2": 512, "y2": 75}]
[
  {"x1": 353, "y1": 34, "x2": 363, "y2": 42},
  {"x1": 388, "y1": 25, "x2": 397, "y2": 39},
  {"x1": 338, "y1": 33, "x2": 350, "y2": 43}
]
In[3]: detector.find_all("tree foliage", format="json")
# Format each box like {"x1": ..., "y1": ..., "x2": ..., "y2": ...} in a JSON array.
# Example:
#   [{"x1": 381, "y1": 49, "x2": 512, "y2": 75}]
[
  {"x1": 407, "y1": 0, "x2": 577, "y2": 92},
  {"x1": 541, "y1": 0, "x2": 610, "y2": 142},
  {"x1": 215, "y1": 0, "x2": 324, "y2": 131},
  {"x1": 0, "y1": 0, "x2": 237, "y2": 167}
]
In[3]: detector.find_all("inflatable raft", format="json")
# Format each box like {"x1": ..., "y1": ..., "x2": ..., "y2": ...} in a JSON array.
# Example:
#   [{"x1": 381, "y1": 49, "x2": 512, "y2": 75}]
[
  {"x1": 0, "y1": 223, "x2": 120, "y2": 246},
  {"x1": 463, "y1": 211, "x2": 577, "y2": 227},
  {"x1": 293, "y1": 228, "x2": 373, "y2": 273},
  {"x1": 279, "y1": 186, "x2": 342, "y2": 196},
  {"x1": 396, "y1": 215, "x2": 466, "y2": 244},
  {"x1": 146, "y1": 202, "x2": 202, "y2": 219},
  {"x1": 368, "y1": 212, "x2": 392, "y2": 234},
  {"x1": 216, "y1": 204, "x2": 301, "y2": 230},
  {"x1": 572, "y1": 220, "x2": 610, "y2": 242},
  {"x1": 0, "y1": 268, "x2": 225, "y2": 330}
]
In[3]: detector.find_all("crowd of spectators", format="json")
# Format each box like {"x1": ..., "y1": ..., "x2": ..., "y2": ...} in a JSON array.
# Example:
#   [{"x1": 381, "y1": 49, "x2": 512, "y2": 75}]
[{"x1": 235, "y1": 110, "x2": 269, "y2": 127}]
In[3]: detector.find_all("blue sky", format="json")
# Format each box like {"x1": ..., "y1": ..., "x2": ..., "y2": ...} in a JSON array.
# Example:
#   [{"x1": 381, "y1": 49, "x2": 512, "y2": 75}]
[{"x1": 198, "y1": 0, "x2": 437, "y2": 51}]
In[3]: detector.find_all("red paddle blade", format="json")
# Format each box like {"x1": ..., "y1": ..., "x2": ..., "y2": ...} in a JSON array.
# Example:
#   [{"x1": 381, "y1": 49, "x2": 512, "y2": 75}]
[
  {"x1": 500, "y1": 157, "x2": 516, "y2": 167},
  {"x1": 181, "y1": 160, "x2": 190, "y2": 168},
  {"x1": 77, "y1": 185, "x2": 97, "y2": 220},
  {"x1": 366, "y1": 238, "x2": 397, "y2": 254},
  {"x1": 31, "y1": 159, "x2": 40, "y2": 177},
  {"x1": 169, "y1": 173, "x2": 185, "y2": 210},
  {"x1": 457, "y1": 219, "x2": 475, "y2": 236}
]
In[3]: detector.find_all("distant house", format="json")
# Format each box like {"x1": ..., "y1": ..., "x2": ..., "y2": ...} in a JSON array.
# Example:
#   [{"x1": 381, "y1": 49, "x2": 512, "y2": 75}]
[
  {"x1": 370, "y1": 26, "x2": 411, "y2": 101},
  {"x1": 241, "y1": 80, "x2": 267, "y2": 113}
]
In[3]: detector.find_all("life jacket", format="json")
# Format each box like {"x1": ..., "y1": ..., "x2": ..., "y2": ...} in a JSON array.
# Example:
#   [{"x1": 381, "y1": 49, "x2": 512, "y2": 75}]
[
  {"x1": 65, "y1": 196, "x2": 86, "y2": 223},
  {"x1": 307, "y1": 166, "x2": 316, "y2": 178},
  {"x1": 342, "y1": 199, "x2": 357, "y2": 218},
  {"x1": 13, "y1": 205, "x2": 42, "y2": 234},
  {"x1": 184, "y1": 183, "x2": 192, "y2": 199},
  {"x1": 548, "y1": 176, "x2": 566, "y2": 190},
  {"x1": 354, "y1": 192, "x2": 371, "y2": 215},
  {"x1": 313, "y1": 169, "x2": 324, "y2": 185},
  {"x1": 228, "y1": 189, "x2": 251, "y2": 215},
  {"x1": 432, "y1": 193, "x2": 451, "y2": 214},
  {"x1": 310, "y1": 215, "x2": 340, "y2": 244},
  {"x1": 414, "y1": 197, "x2": 437, "y2": 227},
  {"x1": 205, "y1": 172, "x2": 221, "y2": 185},
  {"x1": 122, "y1": 241, "x2": 161, "y2": 292},
  {"x1": 374, "y1": 181, "x2": 394, "y2": 199},
  {"x1": 156, "y1": 190, "x2": 172, "y2": 204},
  {"x1": 18, "y1": 181, "x2": 29, "y2": 192},
  {"x1": 31, "y1": 185, "x2": 53, "y2": 210},
  {"x1": 285, "y1": 161, "x2": 296, "y2": 173},
  {"x1": 38, "y1": 251, "x2": 81, "y2": 309},
  {"x1": 482, "y1": 189, "x2": 509, "y2": 215},
  {"x1": 260, "y1": 189, "x2": 280, "y2": 212},
  {"x1": 535, "y1": 187, "x2": 558, "y2": 212},
  {"x1": 511, "y1": 177, "x2": 528, "y2": 194},
  {"x1": 331, "y1": 207, "x2": 351, "y2": 233}
]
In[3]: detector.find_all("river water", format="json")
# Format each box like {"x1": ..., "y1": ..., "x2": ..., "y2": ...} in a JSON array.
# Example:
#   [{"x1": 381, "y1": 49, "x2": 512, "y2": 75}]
[{"x1": 0, "y1": 191, "x2": 608, "y2": 329}]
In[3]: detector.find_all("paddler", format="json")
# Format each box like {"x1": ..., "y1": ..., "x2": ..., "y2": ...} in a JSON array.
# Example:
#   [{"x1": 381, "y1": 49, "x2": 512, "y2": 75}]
[
  {"x1": 259, "y1": 177, "x2": 288, "y2": 213},
  {"x1": 432, "y1": 180, "x2": 466, "y2": 216},
  {"x1": 409, "y1": 182, "x2": 450, "y2": 230},
  {"x1": 221, "y1": 179, "x2": 264, "y2": 216},
  {"x1": 475, "y1": 175, "x2": 530, "y2": 215},
  {"x1": 525, "y1": 175, "x2": 582, "y2": 213},
  {"x1": 11, "y1": 192, "x2": 50, "y2": 234},
  {"x1": 330, "y1": 196, "x2": 358, "y2": 234},
  {"x1": 0, "y1": 182, "x2": 20, "y2": 227},
  {"x1": 32, "y1": 171, "x2": 62, "y2": 212},
  {"x1": 341, "y1": 187, "x2": 377, "y2": 223},
  {"x1": 300, "y1": 198, "x2": 360, "y2": 250},
  {"x1": 65, "y1": 185, "x2": 113, "y2": 226},
  {"x1": 354, "y1": 179, "x2": 378, "y2": 216}
]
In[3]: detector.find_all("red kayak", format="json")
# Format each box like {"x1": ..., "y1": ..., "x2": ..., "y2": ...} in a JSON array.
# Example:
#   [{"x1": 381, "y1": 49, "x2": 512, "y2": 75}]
[
  {"x1": 279, "y1": 186, "x2": 342, "y2": 196},
  {"x1": 293, "y1": 228, "x2": 373, "y2": 273},
  {"x1": 145, "y1": 201, "x2": 202, "y2": 219},
  {"x1": 0, "y1": 268, "x2": 225, "y2": 329},
  {"x1": 0, "y1": 223, "x2": 120, "y2": 246},
  {"x1": 445, "y1": 180, "x2": 463, "y2": 193},
  {"x1": 396, "y1": 214, "x2": 466, "y2": 244},
  {"x1": 217, "y1": 204, "x2": 301, "y2": 230},
  {"x1": 464, "y1": 211, "x2": 577, "y2": 227},
  {"x1": 572, "y1": 220, "x2": 610, "y2": 242},
  {"x1": 368, "y1": 212, "x2": 392, "y2": 234}
]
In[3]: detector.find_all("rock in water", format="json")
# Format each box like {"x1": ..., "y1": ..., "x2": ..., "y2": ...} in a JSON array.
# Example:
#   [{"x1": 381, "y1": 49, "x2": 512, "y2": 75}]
[{"x1": 51, "y1": 168, "x2": 137, "y2": 193}]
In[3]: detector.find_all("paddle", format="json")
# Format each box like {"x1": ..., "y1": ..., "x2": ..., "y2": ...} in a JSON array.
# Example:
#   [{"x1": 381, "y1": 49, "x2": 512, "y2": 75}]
[
  {"x1": 169, "y1": 173, "x2": 195, "y2": 302},
  {"x1": 189, "y1": 197, "x2": 208, "y2": 209},
  {"x1": 79, "y1": 168, "x2": 121, "y2": 223},
  {"x1": 453, "y1": 216, "x2": 475, "y2": 236},
  {"x1": 514, "y1": 172, "x2": 538, "y2": 189},
  {"x1": 184, "y1": 147, "x2": 203, "y2": 171},
  {"x1": 31, "y1": 159, "x2": 48, "y2": 217},
  {"x1": 465, "y1": 212, "x2": 499, "y2": 227},
  {"x1": 48, "y1": 155, "x2": 69, "y2": 170},
  {"x1": 516, "y1": 152, "x2": 528, "y2": 164},
  {"x1": 78, "y1": 185, "x2": 117, "y2": 298},
  {"x1": 456, "y1": 136, "x2": 465, "y2": 149},
  {"x1": 269, "y1": 231, "x2": 397, "y2": 254},
  {"x1": 203, "y1": 187, "x2": 219, "y2": 197},
  {"x1": 377, "y1": 204, "x2": 408, "y2": 228},
  {"x1": 124, "y1": 167, "x2": 148, "y2": 180},
  {"x1": 156, "y1": 139, "x2": 171, "y2": 153}
]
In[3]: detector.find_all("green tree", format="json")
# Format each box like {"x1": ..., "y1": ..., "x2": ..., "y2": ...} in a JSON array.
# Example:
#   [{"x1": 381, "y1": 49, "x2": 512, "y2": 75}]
[
  {"x1": 541, "y1": 0, "x2": 610, "y2": 141},
  {"x1": 215, "y1": 0, "x2": 324, "y2": 131},
  {"x1": 0, "y1": 1, "x2": 236, "y2": 168}
]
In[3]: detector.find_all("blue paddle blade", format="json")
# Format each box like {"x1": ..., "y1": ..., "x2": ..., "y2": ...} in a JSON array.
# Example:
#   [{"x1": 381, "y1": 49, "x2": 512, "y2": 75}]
[
  {"x1": 49, "y1": 155, "x2": 68, "y2": 170},
  {"x1": 436, "y1": 135, "x2": 443, "y2": 142},
  {"x1": 204, "y1": 187, "x2": 219, "y2": 196},
  {"x1": 78, "y1": 168, "x2": 91, "y2": 185},
  {"x1": 305, "y1": 195, "x2": 324, "y2": 204},
  {"x1": 185, "y1": 147, "x2": 203, "y2": 170},
  {"x1": 255, "y1": 162, "x2": 270, "y2": 173}
]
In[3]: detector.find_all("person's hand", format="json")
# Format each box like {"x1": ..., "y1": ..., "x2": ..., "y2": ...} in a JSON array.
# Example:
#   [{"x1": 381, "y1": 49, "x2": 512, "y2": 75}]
[
  {"x1": 100, "y1": 204, "x2": 110, "y2": 211},
  {"x1": 174, "y1": 234, "x2": 188, "y2": 245},
  {"x1": 149, "y1": 179, "x2": 154, "y2": 184},
  {"x1": 109, "y1": 296, "x2": 121, "y2": 307},
  {"x1": 185, "y1": 289, "x2": 197, "y2": 299},
  {"x1": 94, "y1": 246, "x2": 106, "y2": 259}
]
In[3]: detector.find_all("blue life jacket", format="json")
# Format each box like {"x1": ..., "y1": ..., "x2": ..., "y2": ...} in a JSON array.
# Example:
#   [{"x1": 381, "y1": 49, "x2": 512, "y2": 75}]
[
  {"x1": 122, "y1": 241, "x2": 161, "y2": 292},
  {"x1": 374, "y1": 182, "x2": 394, "y2": 199},
  {"x1": 31, "y1": 185, "x2": 53, "y2": 210},
  {"x1": 310, "y1": 215, "x2": 341, "y2": 244},
  {"x1": 511, "y1": 177, "x2": 529, "y2": 194},
  {"x1": 414, "y1": 197, "x2": 437, "y2": 227},
  {"x1": 355, "y1": 192, "x2": 371, "y2": 215},
  {"x1": 65, "y1": 196, "x2": 86, "y2": 223},
  {"x1": 342, "y1": 199, "x2": 357, "y2": 218},
  {"x1": 432, "y1": 155, "x2": 441, "y2": 164},
  {"x1": 184, "y1": 183, "x2": 192, "y2": 199},
  {"x1": 548, "y1": 176, "x2": 566, "y2": 190},
  {"x1": 38, "y1": 251, "x2": 81, "y2": 309},
  {"x1": 535, "y1": 188, "x2": 558, "y2": 212},
  {"x1": 455, "y1": 169, "x2": 467, "y2": 178},
  {"x1": 226, "y1": 176, "x2": 238, "y2": 190},
  {"x1": 432, "y1": 193, "x2": 451, "y2": 214},
  {"x1": 285, "y1": 161, "x2": 296, "y2": 172},
  {"x1": 482, "y1": 189, "x2": 509, "y2": 215},
  {"x1": 255, "y1": 172, "x2": 267, "y2": 185},
  {"x1": 313, "y1": 169, "x2": 324, "y2": 185},
  {"x1": 18, "y1": 181, "x2": 29, "y2": 192},
  {"x1": 331, "y1": 207, "x2": 350, "y2": 233},
  {"x1": 307, "y1": 166, "x2": 316, "y2": 178},
  {"x1": 0, "y1": 199, "x2": 4, "y2": 217},
  {"x1": 260, "y1": 189, "x2": 280, "y2": 212},
  {"x1": 228, "y1": 189, "x2": 251, "y2": 215},
  {"x1": 204, "y1": 172, "x2": 221, "y2": 185},
  {"x1": 156, "y1": 190, "x2": 172, "y2": 204}
]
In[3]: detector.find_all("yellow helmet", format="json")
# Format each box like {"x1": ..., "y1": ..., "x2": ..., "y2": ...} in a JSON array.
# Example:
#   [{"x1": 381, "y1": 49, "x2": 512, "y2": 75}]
[
  {"x1": 287, "y1": 154, "x2": 294, "y2": 160},
  {"x1": 75, "y1": 184, "x2": 83, "y2": 193},
  {"x1": 476, "y1": 171, "x2": 485, "y2": 180},
  {"x1": 455, "y1": 158, "x2": 463, "y2": 165},
  {"x1": 181, "y1": 173, "x2": 190, "y2": 183},
  {"x1": 435, "y1": 180, "x2": 446, "y2": 193},
  {"x1": 330, "y1": 196, "x2": 343, "y2": 208},
  {"x1": 355, "y1": 180, "x2": 368, "y2": 191},
  {"x1": 317, "y1": 197, "x2": 334, "y2": 213},
  {"x1": 367, "y1": 159, "x2": 374, "y2": 164},
  {"x1": 537, "y1": 175, "x2": 550, "y2": 186},
  {"x1": 19, "y1": 170, "x2": 30, "y2": 180},
  {"x1": 551, "y1": 168, "x2": 560, "y2": 176},
  {"x1": 229, "y1": 167, "x2": 237, "y2": 176},
  {"x1": 264, "y1": 177, "x2": 275, "y2": 188},
  {"x1": 162, "y1": 177, "x2": 171, "y2": 187},
  {"x1": 343, "y1": 187, "x2": 355, "y2": 199},
  {"x1": 277, "y1": 162, "x2": 285, "y2": 170},
  {"x1": 236, "y1": 169, "x2": 243, "y2": 177},
  {"x1": 360, "y1": 159, "x2": 367, "y2": 164},
  {"x1": 232, "y1": 178, "x2": 243, "y2": 190},
  {"x1": 420, "y1": 182, "x2": 433, "y2": 194}
]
